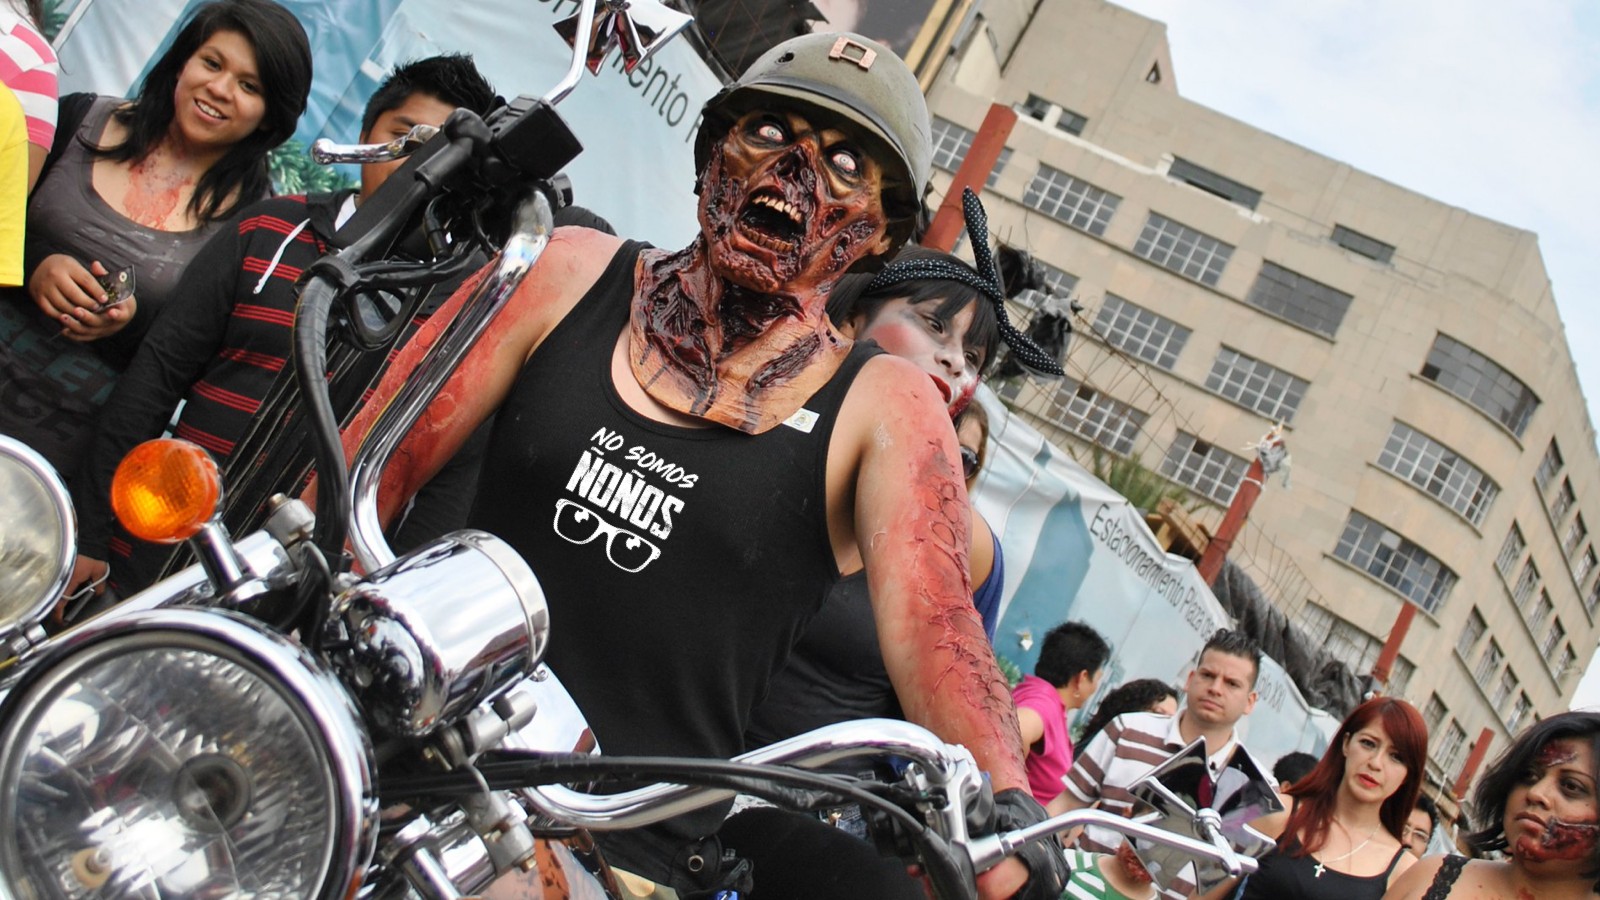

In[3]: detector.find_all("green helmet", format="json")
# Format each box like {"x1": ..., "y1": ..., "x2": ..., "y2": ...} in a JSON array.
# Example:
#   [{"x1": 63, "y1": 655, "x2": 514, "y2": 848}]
[{"x1": 694, "y1": 32, "x2": 932, "y2": 242}]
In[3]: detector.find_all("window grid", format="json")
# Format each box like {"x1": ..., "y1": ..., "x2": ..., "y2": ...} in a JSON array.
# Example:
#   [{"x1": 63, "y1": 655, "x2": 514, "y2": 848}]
[
  {"x1": 1512, "y1": 559, "x2": 1541, "y2": 612},
  {"x1": 1055, "y1": 109, "x2": 1087, "y2": 136},
  {"x1": 1551, "y1": 478, "x2": 1577, "y2": 523},
  {"x1": 1243, "y1": 262, "x2": 1353, "y2": 338},
  {"x1": 1456, "y1": 608, "x2": 1487, "y2": 659},
  {"x1": 1536, "y1": 439, "x2": 1564, "y2": 495},
  {"x1": 1331, "y1": 225, "x2": 1396, "y2": 264},
  {"x1": 1491, "y1": 668, "x2": 1519, "y2": 713},
  {"x1": 1422, "y1": 694, "x2": 1447, "y2": 733},
  {"x1": 1091, "y1": 294, "x2": 1191, "y2": 370},
  {"x1": 1433, "y1": 721, "x2": 1467, "y2": 776},
  {"x1": 1020, "y1": 93, "x2": 1051, "y2": 120},
  {"x1": 1023, "y1": 165, "x2": 1121, "y2": 236},
  {"x1": 1565, "y1": 515, "x2": 1588, "y2": 559},
  {"x1": 1134, "y1": 212, "x2": 1234, "y2": 286},
  {"x1": 1205, "y1": 348, "x2": 1309, "y2": 423},
  {"x1": 1376, "y1": 422, "x2": 1499, "y2": 525},
  {"x1": 1528, "y1": 592, "x2": 1554, "y2": 634},
  {"x1": 928, "y1": 117, "x2": 1011, "y2": 188},
  {"x1": 1168, "y1": 158, "x2": 1262, "y2": 210},
  {"x1": 1588, "y1": 582, "x2": 1600, "y2": 617},
  {"x1": 1015, "y1": 259, "x2": 1078, "y2": 310},
  {"x1": 1160, "y1": 433, "x2": 1249, "y2": 505},
  {"x1": 1496, "y1": 524, "x2": 1526, "y2": 579},
  {"x1": 1508, "y1": 693, "x2": 1534, "y2": 733},
  {"x1": 1474, "y1": 639, "x2": 1504, "y2": 688},
  {"x1": 1560, "y1": 645, "x2": 1580, "y2": 680},
  {"x1": 1542, "y1": 618, "x2": 1567, "y2": 660},
  {"x1": 1333, "y1": 511, "x2": 1457, "y2": 614},
  {"x1": 1578, "y1": 547, "x2": 1599, "y2": 588},
  {"x1": 1040, "y1": 378, "x2": 1149, "y2": 457},
  {"x1": 1419, "y1": 333, "x2": 1539, "y2": 436}
]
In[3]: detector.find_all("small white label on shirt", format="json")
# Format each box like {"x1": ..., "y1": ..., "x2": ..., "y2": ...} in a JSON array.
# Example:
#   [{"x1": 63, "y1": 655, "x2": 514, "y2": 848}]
[{"x1": 783, "y1": 408, "x2": 819, "y2": 433}]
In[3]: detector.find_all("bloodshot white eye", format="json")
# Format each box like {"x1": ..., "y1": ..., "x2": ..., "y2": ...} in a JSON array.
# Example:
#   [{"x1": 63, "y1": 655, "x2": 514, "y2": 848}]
[
  {"x1": 756, "y1": 121, "x2": 785, "y2": 142},
  {"x1": 0, "y1": 609, "x2": 377, "y2": 899},
  {"x1": 831, "y1": 150, "x2": 860, "y2": 176}
]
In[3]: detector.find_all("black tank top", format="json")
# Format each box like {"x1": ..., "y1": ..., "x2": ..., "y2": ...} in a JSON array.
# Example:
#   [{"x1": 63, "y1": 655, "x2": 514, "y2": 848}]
[
  {"x1": 1241, "y1": 839, "x2": 1408, "y2": 900},
  {"x1": 467, "y1": 241, "x2": 875, "y2": 842}
]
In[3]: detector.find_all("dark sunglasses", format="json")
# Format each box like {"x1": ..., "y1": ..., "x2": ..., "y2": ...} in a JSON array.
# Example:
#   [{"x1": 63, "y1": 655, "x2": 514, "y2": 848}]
[{"x1": 960, "y1": 446, "x2": 980, "y2": 479}]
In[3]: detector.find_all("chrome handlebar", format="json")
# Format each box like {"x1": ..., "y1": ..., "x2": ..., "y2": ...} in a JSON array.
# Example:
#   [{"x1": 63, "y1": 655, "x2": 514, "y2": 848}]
[{"x1": 311, "y1": 123, "x2": 441, "y2": 165}]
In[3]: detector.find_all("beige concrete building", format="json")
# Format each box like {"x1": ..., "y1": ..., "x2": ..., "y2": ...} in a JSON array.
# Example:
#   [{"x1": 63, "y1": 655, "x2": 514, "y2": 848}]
[{"x1": 927, "y1": 0, "x2": 1600, "y2": 799}]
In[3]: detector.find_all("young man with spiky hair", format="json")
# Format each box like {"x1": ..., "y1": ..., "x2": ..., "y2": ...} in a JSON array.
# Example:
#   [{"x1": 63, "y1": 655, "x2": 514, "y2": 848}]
[{"x1": 346, "y1": 32, "x2": 1064, "y2": 900}]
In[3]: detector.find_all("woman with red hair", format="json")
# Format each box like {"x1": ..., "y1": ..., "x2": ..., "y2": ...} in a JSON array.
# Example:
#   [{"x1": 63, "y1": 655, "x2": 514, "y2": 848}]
[{"x1": 1225, "y1": 697, "x2": 1427, "y2": 899}]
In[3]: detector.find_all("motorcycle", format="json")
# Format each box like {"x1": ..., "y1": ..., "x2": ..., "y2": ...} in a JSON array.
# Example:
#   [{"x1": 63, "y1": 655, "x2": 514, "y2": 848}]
[{"x1": 0, "y1": 4, "x2": 1277, "y2": 896}]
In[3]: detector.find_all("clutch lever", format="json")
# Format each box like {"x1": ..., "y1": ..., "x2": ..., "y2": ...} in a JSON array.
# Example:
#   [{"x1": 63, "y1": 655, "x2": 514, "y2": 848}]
[{"x1": 312, "y1": 123, "x2": 441, "y2": 165}]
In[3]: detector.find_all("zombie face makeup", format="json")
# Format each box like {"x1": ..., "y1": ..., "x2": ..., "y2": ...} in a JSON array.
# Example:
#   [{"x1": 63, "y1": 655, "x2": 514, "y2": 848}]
[
  {"x1": 848, "y1": 296, "x2": 982, "y2": 417},
  {"x1": 1506, "y1": 738, "x2": 1600, "y2": 867},
  {"x1": 698, "y1": 110, "x2": 893, "y2": 298}
]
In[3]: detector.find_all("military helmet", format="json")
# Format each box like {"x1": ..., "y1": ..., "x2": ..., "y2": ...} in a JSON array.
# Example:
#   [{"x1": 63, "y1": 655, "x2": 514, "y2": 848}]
[{"x1": 694, "y1": 32, "x2": 932, "y2": 243}]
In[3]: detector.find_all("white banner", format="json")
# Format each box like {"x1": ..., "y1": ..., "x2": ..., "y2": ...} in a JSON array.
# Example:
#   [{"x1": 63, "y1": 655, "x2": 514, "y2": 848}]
[
  {"x1": 55, "y1": 0, "x2": 718, "y2": 247},
  {"x1": 972, "y1": 386, "x2": 1337, "y2": 762}
]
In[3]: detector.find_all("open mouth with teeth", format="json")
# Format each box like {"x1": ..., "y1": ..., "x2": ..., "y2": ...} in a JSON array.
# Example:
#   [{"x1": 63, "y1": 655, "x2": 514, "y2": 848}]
[{"x1": 738, "y1": 189, "x2": 805, "y2": 253}]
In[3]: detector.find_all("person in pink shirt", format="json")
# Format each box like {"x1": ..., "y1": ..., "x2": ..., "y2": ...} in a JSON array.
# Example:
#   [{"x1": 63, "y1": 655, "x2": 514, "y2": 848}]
[{"x1": 1011, "y1": 621, "x2": 1110, "y2": 806}]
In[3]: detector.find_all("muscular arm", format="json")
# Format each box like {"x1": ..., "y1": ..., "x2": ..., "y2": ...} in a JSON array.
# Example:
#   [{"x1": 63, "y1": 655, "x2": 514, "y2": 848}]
[
  {"x1": 847, "y1": 357, "x2": 1028, "y2": 793},
  {"x1": 336, "y1": 230, "x2": 620, "y2": 524}
]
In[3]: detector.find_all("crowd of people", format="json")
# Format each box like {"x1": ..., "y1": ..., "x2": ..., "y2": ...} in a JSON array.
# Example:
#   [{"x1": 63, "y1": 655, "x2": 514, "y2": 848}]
[{"x1": 5, "y1": 3, "x2": 1600, "y2": 900}]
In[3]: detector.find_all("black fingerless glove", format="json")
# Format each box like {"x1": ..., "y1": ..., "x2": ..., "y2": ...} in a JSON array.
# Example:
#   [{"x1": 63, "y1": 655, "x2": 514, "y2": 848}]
[{"x1": 993, "y1": 788, "x2": 1071, "y2": 900}]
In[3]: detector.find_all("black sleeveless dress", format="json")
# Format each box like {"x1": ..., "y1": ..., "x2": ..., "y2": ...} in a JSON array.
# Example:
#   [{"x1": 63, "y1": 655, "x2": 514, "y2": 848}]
[{"x1": 1240, "y1": 839, "x2": 1409, "y2": 900}]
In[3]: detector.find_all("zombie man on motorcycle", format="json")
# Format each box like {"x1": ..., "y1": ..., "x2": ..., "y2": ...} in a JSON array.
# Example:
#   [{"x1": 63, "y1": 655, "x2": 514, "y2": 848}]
[{"x1": 340, "y1": 32, "x2": 1067, "y2": 899}]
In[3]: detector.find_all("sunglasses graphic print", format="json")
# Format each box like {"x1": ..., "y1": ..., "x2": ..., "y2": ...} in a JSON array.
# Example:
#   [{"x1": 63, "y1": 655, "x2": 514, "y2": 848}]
[{"x1": 552, "y1": 498, "x2": 663, "y2": 573}]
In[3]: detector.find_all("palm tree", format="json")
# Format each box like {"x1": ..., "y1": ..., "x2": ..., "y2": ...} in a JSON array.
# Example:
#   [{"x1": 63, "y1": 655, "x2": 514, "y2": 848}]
[
  {"x1": 1086, "y1": 446, "x2": 1194, "y2": 516},
  {"x1": 269, "y1": 140, "x2": 358, "y2": 195}
]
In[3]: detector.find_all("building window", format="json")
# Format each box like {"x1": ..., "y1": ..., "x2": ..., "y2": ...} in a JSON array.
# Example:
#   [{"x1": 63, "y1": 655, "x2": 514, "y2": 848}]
[
  {"x1": 1015, "y1": 259, "x2": 1078, "y2": 310},
  {"x1": 1491, "y1": 668, "x2": 1520, "y2": 713},
  {"x1": 1512, "y1": 559, "x2": 1541, "y2": 612},
  {"x1": 1456, "y1": 607, "x2": 1487, "y2": 659},
  {"x1": 929, "y1": 117, "x2": 1011, "y2": 188},
  {"x1": 1333, "y1": 511, "x2": 1458, "y2": 613},
  {"x1": 1536, "y1": 439, "x2": 1564, "y2": 495},
  {"x1": 1206, "y1": 347, "x2": 1309, "y2": 423},
  {"x1": 1434, "y1": 720, "x2": 1467, "y2": 776},
  {"x1": 1243, "y1": 262, "x2": 1353, "y2": 338},
  {"x1": 1331, "y1": 225, "x2": 1396, "y2": 264},
  {"x1": 1419, "y1": 333, "x2": 1539, "y2": 437},
  {"x1": 1587, "y1": 582, "x2": 1600, "y2": 617},
  {"x1": 1020, "y1": 93, "x2": 1052, "y2": 121},
  {"x1": 1496, "y1": 524, "x2": 1527, "y2": 579},
  {"x1": 1134, "y1": 213, "x2": 1234, "y2": 287},
  {"x1": 1168, "y1": 158, "x2": 1263, "y2": 210},
  {"x1": 1039, "y1": 378, "x2": 1148, "y2": 456},
  {"x1": 1023, "y1": 165, "x2": 1121, "y2": 236},
  {"x1": 1376, "y1": 422, "x2": 1499, "y2": 526},
  {"x1": 1474, "y1": 638, "x2": 1504, "y2": 688},
  {"x1": 1055, "y1": 108, "x2": 1088, "y2": 136},
  {"x1": 1551, "y1": 478, "x2": 1578, "y2": 523},
  {"x1": 1508, "y1": 693, "x2": 1534, "y2": 733},
  {"x1": 1565, "y1": 515, "x2": 1589, "y2": 559},
  {"x1": 1160, "y1": 433, "x2": 1249, "y2": 505},
  {"x1": 1091, "y1": 294, "x2": 1191, "y2": 370},
  {"x1": 1578, "y1": 547, "x2": 1599, "y2": 588},
  {"x1": 1559, "y1": 645, "x2": 1580, "y2": 680},
  {"x1": 1543, "y1": 617, "x2": 1567, "y2": 660},
  {"x1": 1529, "y1": 591, "x2": 1555, "y2": 633},
  {"x1": 1423, "y1": 694, "x2": 1447, "y2": 733},
  {"x1": 1146, "y1": 63, "x2": 1162, "y2": 84}
]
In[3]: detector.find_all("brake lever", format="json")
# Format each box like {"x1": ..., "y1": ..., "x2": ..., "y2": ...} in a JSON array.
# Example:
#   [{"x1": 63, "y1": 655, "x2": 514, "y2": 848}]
[
  {"x1": 312, "y1": 123, "x2": 441, "y2": 165},
  {"x1": 964, "y1": 808, "x2": 1258, "y2": 878}
]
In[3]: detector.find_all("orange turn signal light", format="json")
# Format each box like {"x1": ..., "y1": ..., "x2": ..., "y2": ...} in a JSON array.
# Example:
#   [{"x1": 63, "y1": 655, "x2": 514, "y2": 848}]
[{"x1": 111, "y1": 439, "x2": 222, "y2": 544}]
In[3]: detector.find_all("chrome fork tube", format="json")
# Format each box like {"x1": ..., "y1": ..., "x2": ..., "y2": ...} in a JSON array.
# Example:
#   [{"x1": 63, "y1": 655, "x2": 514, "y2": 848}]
[{"x1": 348, "y1": 194, "x2": 554, "y2": 572}]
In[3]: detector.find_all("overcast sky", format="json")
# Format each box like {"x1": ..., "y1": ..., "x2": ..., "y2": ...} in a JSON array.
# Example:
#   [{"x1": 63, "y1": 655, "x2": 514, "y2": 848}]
[{"x1": 1100, "y1": 0, "x2": 1600, "y2": 709}]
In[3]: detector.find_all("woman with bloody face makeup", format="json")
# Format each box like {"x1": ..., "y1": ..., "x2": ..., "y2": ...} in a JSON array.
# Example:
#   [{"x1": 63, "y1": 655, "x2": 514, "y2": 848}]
[
  {"x1": 1382, "y1": 711, "x2": 1600, "y2": 900},
  {"x1": 0, "y1": 0, "x2": 311, "y2": 483},
  {"x1": 1200, "y1": 697, "x2": 1425, "y2": 900},
  {"x1": 340, "y1": 31, "x2": 1065, "y2": 900}
]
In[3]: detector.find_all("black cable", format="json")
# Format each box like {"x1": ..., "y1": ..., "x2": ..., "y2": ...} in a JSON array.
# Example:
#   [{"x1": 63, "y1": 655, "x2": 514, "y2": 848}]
[{"x1": 384, "y1": 751, "x2": 976, "y2": 899}]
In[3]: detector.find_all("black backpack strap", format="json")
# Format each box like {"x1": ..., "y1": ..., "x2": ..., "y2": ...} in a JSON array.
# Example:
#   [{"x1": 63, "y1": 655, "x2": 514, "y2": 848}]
[{"x1": 36, "y1": 92, "x2": 97, "y2": 193}]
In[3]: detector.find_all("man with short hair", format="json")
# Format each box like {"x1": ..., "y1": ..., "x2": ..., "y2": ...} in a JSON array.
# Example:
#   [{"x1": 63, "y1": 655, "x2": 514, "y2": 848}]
[
  {"x1": 1404, "y1": 794, "x2": 1439, "y2": 857},
  {"x1": 70, "y1": 54, "x2": 499, "y2": 596},
  {"x1": 1055, "y1": 628, "x2": 1269, "y2": 898},
  {"x1": 1272, "y1": 750, "x2": 1318, "y2": 793},
  {"x1": 1013, "y1": 621, "x2": 1109, "y2": 806}
]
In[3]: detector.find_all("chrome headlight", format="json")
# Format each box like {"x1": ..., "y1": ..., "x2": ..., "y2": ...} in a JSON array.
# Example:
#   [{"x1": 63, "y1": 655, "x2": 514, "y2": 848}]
[
  {"x1": 0, "y1": 609, "x2": 377, "y2": 899},
  {"x1": 0, "y1": 435, "x2": 75, "y2": 640}
]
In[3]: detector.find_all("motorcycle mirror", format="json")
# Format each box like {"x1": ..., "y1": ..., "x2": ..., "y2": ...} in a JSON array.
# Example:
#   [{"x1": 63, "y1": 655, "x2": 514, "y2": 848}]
[{"x1": 112, "y1": 439, "x2": 223, "y2": 544}]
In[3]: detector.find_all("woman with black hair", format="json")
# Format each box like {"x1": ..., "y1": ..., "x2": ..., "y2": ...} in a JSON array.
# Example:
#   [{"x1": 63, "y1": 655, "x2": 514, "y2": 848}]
[
  {"x1": 1383, "y1": 711, "x2": 1600, "y2": 900},
  {"x1": 0, "y1": 0, "x2": 311, "y2": 479}
]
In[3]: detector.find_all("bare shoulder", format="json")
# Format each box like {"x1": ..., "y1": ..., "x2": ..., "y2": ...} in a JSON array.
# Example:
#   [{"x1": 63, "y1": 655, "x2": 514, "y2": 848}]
[
  {"x1": 842, "y1": 353, "x2": 951, "y2": 430},
  {"x1": 510, "y1": 227, "x2": 628, "y2": 349},
  {"x1": 1388, "y1": 845, "x2": 1417, "y2": 884},
  {"x1": 1380, "y1": 853, "x2": 1487, "y2": 900}
]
